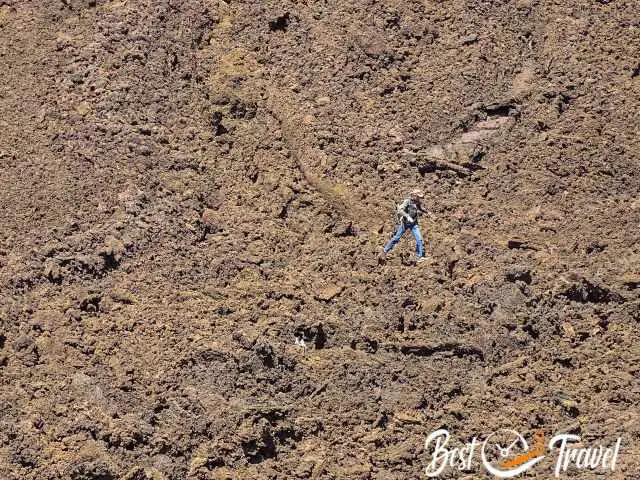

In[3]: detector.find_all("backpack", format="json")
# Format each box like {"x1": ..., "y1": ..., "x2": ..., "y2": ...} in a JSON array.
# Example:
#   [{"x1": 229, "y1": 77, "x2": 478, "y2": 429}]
[{"x1": 395, "y1": 198, "x2": 418, "y2": 225}]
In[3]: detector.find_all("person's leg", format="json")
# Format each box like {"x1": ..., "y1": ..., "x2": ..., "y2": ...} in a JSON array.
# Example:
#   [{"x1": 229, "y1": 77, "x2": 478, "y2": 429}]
[
  {"x1": 383, "y1": 223, "x2": 406, "y2": 253},
  {"x1": 410, "y1": 224, "x2": 425, "y2": 257}
]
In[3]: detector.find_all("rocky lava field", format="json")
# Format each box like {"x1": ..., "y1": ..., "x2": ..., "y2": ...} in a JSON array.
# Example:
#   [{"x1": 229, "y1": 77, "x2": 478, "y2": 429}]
[{"x1": 0, "y1": 0, "x2": 639, "y2": 478}]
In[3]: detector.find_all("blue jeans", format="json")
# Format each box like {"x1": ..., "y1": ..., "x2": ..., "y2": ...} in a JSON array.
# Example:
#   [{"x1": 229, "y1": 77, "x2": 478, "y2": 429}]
[{"x1": 384, "y1": 223, "x2": 425, "y2": 257}]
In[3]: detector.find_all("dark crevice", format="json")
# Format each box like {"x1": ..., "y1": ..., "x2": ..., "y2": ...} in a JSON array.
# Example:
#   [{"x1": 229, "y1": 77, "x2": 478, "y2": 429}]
[
  {"x1": 269, "y1": 13, "x2": 290, "y2": 32},
  {"x1": 211, "y1": 111, "x2": 228, "y2": 136},
  {"x1": 400, "y1": 342, "x2": 483, "y2": 360},
  {"x1": 559, "y1": 280, "x2": 624, "y2": 304},
  {"x1": 294, "y1": 324, "x2": 326, "y2": 349},
  {"x1": 241, "y1": 434, "x2": 277, "y2": 464}
]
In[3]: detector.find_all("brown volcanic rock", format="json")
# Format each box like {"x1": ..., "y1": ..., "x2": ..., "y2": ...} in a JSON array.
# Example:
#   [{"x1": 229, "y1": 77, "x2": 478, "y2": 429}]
[{"x1": 0, "y1": 0, "x2": 639, "y2": 479}]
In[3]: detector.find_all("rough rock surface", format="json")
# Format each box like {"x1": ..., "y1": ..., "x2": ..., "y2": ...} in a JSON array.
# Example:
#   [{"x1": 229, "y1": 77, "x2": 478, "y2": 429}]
[{"x1": 0, "y1": 0, "x2": 639, "y2": 479}]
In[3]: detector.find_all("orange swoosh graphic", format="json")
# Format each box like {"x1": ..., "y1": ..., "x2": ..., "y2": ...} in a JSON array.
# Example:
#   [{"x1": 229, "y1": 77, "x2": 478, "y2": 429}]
[{"x1": 498, "y1": 430, "x2": 545, "y2": 469}]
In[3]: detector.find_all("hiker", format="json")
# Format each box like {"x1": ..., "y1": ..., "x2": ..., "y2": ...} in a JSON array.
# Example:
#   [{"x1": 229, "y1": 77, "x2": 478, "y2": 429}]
[{"x1": 381, "y1": 189, "x2": 428, "y2": 260}]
